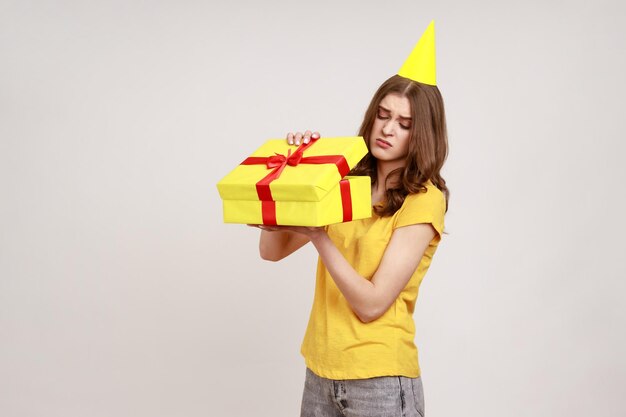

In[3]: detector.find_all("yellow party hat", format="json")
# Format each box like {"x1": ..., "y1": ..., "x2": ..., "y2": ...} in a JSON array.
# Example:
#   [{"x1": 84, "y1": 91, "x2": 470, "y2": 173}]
[{"x1": 397, "y1": 20, "x2": 437, "y2": 85}]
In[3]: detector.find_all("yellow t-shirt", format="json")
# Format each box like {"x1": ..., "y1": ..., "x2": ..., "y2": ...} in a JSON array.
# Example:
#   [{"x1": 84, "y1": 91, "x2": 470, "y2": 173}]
[{"x1": 300, "y1": 181, "x2": 446, "y2": 380}]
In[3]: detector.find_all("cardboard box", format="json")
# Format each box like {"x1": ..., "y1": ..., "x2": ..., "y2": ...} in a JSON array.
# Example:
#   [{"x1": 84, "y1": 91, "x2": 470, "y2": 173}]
[{"x1": 217, "y1": 137, "x2": 372, "y2": 226}]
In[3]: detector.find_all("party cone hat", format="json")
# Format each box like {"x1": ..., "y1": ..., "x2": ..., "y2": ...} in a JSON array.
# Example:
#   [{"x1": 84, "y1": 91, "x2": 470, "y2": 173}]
[{"x1": 397, "y1": 20, "x2": 437, "y2": 85}]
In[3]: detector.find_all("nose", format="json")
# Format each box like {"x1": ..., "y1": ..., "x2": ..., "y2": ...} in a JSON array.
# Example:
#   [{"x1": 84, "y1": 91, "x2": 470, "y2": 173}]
[{"x1": 382, "y1": 120, "x2": 394, "y2": 136}]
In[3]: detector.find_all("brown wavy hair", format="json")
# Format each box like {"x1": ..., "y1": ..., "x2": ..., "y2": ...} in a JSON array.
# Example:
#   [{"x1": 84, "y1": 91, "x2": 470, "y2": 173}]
[{"x1": 349, "y1": 74, "x2": 449, "y2": 216}]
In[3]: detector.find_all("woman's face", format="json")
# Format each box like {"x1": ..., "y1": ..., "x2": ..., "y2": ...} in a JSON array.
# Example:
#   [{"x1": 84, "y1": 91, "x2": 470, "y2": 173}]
[{"x1": 368, "y1": 93, "x2": 412, "y2": 164}]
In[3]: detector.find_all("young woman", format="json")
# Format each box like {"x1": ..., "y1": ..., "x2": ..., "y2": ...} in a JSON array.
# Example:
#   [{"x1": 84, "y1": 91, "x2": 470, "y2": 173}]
[{"x1": 252, "y1": 72, "x2": 449, "y2": 417}]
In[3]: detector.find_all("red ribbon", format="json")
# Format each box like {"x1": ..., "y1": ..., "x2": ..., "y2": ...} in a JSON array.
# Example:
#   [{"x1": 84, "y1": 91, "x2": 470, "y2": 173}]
[
  {"x1": 240, "y1": 138, "x2": 352, "y2": 225},
  {"x1": 339, "y1": 179, "x2": 352, "y2": 223}
]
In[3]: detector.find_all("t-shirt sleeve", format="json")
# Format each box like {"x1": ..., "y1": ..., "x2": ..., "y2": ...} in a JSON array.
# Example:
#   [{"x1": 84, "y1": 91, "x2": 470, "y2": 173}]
[{"x1": 393, "y1": 188, "x2": 446, "y2": 240}]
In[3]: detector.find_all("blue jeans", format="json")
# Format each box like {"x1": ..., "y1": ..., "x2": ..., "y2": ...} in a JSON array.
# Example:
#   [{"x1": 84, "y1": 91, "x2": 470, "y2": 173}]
[{"x1": 300, "y1": 368, "x2": 425, "y2": 417}]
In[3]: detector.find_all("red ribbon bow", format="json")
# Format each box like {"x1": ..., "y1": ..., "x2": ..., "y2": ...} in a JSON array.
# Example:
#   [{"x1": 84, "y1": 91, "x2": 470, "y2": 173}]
[
  {"x1": 266, "y1": 148, "x2": 303, "y2": 168},
  {"x1": 240, "y1": 138, "x2": 353, "y2": 225}
]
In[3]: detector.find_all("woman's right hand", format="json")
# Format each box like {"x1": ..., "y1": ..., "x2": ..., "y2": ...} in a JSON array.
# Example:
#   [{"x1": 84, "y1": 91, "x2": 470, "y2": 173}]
[{"x1": 287, "y1": 130, "x2": 320, "y2": 146}]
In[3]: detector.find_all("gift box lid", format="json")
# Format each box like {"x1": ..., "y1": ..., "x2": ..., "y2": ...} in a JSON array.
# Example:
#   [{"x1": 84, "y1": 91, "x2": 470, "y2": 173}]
[{"x1": 217, "y1": 137, "x2": 368, "y2": 202}]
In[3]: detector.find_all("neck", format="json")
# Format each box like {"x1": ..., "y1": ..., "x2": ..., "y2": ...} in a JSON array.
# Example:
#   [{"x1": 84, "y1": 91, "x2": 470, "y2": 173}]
[{"x1": 374, "y1": 159, "x2": 404, "y2": 193}]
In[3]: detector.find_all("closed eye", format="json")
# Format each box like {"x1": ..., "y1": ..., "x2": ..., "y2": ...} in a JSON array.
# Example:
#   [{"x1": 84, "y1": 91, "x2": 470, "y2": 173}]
[{"x1": 376, "y1": 110, "x2": 390, "y2": 120}]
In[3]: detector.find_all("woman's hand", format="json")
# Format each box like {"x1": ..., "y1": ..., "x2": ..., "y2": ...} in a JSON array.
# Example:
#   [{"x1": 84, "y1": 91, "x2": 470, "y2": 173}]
[
  {"x1": 248, "y1": 224, "x2": 322, "y2": 261},
  {"x1": 248, "y1": 224, "x2": 325, "y2": 241},
  {"x1": 286, "y1": 130, "x2": 320, "y2": 146}
]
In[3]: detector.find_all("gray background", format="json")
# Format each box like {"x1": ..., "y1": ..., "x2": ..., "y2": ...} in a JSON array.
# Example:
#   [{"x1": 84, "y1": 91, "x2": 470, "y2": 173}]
[{"x1": 1, "y1": 0, "x2": 625, "y2": 416}]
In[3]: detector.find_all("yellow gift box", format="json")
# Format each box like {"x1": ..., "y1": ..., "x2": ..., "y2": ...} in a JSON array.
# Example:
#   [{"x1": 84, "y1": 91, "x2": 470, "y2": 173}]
[{"x1": 217, "y1": 137, "x2": 372, "y2": 226}]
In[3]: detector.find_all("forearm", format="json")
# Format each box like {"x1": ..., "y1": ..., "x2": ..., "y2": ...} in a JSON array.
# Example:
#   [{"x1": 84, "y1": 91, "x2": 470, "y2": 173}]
[
  {"x1": 259, "y1": 229, "x2": 292, "y2": 261},
  {"x1": 310, "y1": 232, "x2": 380, "y2": 322},
  {"x1": 259, "y1": 229, "x2": 311, "y2": 261}
]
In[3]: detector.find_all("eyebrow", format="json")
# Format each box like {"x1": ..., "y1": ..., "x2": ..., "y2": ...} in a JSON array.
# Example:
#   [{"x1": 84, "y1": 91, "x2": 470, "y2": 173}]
[{"x1": 378, "y1": 105, "x2": 412, "y2": 121}]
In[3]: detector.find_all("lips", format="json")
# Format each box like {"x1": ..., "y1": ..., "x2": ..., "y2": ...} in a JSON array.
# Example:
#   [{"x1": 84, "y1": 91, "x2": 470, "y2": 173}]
[{"x1": 376, "y1": 138, "x2": 392, "y2": 148}]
